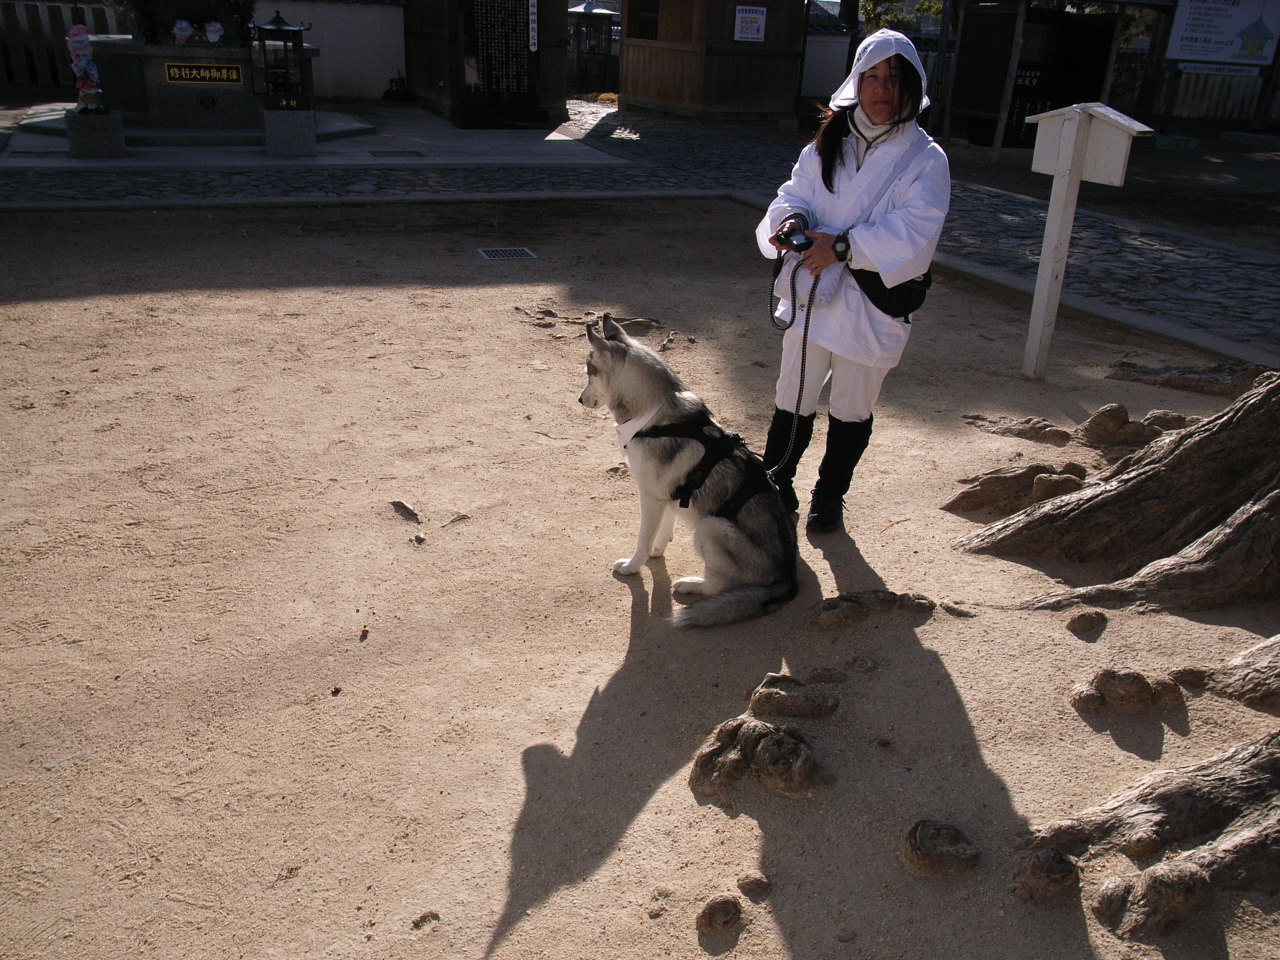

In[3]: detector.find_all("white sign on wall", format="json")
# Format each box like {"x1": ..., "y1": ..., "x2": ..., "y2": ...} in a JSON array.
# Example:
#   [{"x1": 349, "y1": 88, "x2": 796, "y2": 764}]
[
  {"x1": 735, "y1": 6, "x2": 767, "y2": 42},
  {"x1": 1167, "y1": 0, "x2": 1278, "y2": 65}
]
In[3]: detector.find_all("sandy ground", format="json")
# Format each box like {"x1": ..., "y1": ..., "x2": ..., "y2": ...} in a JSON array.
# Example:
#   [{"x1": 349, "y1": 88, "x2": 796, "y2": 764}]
[{"x1": 2, "y1": 197, "x2": 1277, "y2": 960}]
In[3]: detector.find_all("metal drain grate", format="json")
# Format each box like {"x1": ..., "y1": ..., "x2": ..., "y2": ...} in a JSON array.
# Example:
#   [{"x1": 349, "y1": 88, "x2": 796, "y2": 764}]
[{"x1": 478, "y1": 247, "x2": 538, "y2": 260}]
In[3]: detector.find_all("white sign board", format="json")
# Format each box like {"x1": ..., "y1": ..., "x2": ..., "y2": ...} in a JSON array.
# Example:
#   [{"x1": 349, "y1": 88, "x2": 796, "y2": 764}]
[
  {"x1": 529, "y1": 0, "x2": 538, "y2": 52},
  {"x1": 1167, "y1": 0, "x2": 1278, "y2": 65},
  {"x1": 735, "y1": 6, "x2": 767, "y2": 42},
  {"x1": 1022, "y1": 105, "x2": 1153, "y2": 379}
]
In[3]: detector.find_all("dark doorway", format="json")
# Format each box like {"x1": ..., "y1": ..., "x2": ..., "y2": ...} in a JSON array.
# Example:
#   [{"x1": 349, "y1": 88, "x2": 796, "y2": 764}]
[
  {"x1": 567, "y1": 6, "x2": 619, "y2": 95},
  {"x1": 403, "y1": 0, "x2": 567, "y2": 129},
  {"x1": 950, "y1": 1, "x2": 1117, "y2": 148}
]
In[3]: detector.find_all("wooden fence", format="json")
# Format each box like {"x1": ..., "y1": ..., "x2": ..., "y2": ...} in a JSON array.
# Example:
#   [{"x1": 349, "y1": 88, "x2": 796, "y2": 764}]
[
  {"x1": 1, "y1": 1, "x2": 127, "y2": 87},
  {"x1": 1169, "y1": 69, "x2": 1268, "y2": 122}
]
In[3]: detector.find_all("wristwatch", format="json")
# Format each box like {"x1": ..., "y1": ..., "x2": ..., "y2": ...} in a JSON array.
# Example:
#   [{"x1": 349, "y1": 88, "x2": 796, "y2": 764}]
[{"x1": 832, "y1": 233, "x2": 850, "y2": 262}]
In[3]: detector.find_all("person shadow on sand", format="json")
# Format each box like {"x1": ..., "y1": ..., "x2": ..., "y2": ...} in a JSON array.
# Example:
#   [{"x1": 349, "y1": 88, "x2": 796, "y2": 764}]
[{"x1": 485, "y1": 535, "x2": 1095, "y2": 959}]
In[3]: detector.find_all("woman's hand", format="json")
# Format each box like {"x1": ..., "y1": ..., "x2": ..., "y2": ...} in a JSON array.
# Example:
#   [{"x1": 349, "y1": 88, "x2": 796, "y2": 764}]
[
  {"x1": 770, "y1": 221, "x2": 838, "y2": 276},
  {"x1": 768, "y1": 217, "x2": 808, "y2": 252},
  {"x1": 801, "y1": 232, "x2": 838, "y2": 275}
]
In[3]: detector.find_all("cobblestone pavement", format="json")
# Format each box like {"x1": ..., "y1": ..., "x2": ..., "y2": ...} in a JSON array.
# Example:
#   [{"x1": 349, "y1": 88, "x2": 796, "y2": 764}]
[
  {"x1": 2, "y1": 100, "x2": 1276, "y2": 366},
  {"x1": 563, "y1": 104, "x2": 1280, "y2": 366}
]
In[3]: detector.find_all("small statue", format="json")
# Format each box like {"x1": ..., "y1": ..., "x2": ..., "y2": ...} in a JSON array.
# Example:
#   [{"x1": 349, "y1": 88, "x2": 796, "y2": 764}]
[
  {"x1": 172, "y1": 20, "x2": 194, "y2": 44},
  {"x1": 204, "y1": 21, "x2": 224, "y2": 44},
  {"x1": 65, "y1": 24, "x2": 106, "y2": 114}
]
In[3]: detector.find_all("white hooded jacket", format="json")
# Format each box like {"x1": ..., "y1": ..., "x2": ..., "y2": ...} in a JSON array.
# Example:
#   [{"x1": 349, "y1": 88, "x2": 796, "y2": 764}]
[{"x1": 756, "y1": 29, "x2": 950, "y2": 369}]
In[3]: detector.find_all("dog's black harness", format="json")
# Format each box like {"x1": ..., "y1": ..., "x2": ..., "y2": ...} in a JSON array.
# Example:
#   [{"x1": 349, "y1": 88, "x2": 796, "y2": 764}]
[{"x1": 633, "y1": 411, "x2": 776, "y2": 519}]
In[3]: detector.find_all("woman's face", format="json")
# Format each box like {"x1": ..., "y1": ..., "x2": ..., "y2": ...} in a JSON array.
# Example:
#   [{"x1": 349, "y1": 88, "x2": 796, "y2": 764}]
[{"x1": 858, "y1": 57, "x2": 902, "y2": 126}]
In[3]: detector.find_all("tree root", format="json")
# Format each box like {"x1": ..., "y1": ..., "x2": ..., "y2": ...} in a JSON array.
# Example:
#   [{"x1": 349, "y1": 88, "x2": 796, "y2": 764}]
[
  {"x1": 1021, "y1": 486, "x2": 1280, "y2": 612},
  {"x1": 688, "y1": 715, "x2": 827, "y2": 803},
  {"x1": 1069, "y1": 668, "x2": 1185, "y2": 715},
  {"x1": 959, "y1": 373, "x2": 1280, "y2": 613},
  {"x1": 747, "y1": 672, "x2": 840, "y2": 718},
  {"x1": 944, "y1": 462, "x2": 1086, "y2": 515},
  {"x1": 1172, "y1": 635, "x2": 1280, "y2": 714},
  {"x1": 899, "y1": 819, "x2": 980, "y2": 875},
  {"x1": 1012, "y1": 848, "x2": 1080, "y2": 903},
  {"x1": 1018, "y1": 731, "x2": 1280, "y2": 938},
  {"x1": 689, "y1": 672, "x2": 846, "y2": 803},
  {"x1": 800, "y1": 589, "x2": 935, "y2": 632}
]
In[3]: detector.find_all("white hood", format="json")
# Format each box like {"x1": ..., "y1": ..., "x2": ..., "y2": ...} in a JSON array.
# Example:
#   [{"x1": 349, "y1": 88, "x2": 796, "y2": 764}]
[{"x1": 828, "y1": 28, "x2": 929, "y2": 112}]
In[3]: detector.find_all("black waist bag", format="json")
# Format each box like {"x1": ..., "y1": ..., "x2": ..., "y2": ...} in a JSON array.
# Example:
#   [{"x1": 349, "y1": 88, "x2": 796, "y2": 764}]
[{"x1": 850, "y1": 267, "x2": 932, "y2": 319}]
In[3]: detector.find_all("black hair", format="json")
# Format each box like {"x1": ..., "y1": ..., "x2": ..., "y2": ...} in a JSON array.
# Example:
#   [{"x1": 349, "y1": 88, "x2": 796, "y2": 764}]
[{"x1": 812, "y1": 54, "x2": 925, "y2": 192}]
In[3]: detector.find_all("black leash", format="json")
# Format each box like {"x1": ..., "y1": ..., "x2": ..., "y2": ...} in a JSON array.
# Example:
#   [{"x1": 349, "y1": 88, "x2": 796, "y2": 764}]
[{"x1": 767, "y1": 251, "x2": 818, "y2": 482}]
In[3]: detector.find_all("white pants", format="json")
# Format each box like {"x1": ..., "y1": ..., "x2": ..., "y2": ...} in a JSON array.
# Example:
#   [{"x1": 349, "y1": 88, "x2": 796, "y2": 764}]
[{"x1": 773, "y1": 332, "x2": 891, "y2": 422}]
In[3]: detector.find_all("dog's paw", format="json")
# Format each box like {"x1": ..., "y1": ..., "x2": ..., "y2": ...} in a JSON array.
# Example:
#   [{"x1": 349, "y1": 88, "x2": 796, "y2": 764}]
[
  {"x1": 673, "y1": 576, "x2": 710, "y2": 595},
  {"x1": 614, "y1": 557, "x2": 643, "y2": 576}
]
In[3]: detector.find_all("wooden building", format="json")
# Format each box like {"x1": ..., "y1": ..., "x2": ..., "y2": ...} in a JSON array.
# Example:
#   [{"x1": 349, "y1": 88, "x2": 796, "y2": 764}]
[
  {"x1": 945, "y1": 0, "x2": 1280, "y2": 149},
  {"x1": 618, "y1": 0, "x2": 807, "y2": 118}
]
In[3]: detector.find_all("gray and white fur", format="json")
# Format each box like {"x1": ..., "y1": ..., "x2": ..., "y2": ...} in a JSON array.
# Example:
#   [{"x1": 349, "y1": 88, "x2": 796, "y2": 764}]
[{"x1": 579, "y1": 317, "x2": 798, "y2": 627}]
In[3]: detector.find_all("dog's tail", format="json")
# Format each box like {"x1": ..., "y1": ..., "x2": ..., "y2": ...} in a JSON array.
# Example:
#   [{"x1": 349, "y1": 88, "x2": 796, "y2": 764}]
[{"x1": 671, "y1": 578, "x2": 798, "y2": 629}]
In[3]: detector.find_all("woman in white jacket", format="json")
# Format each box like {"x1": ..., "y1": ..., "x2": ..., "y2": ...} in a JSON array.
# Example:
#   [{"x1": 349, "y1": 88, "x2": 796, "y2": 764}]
[{"x1": 759, "y1": 29, "x2": 950, "y2": 534}]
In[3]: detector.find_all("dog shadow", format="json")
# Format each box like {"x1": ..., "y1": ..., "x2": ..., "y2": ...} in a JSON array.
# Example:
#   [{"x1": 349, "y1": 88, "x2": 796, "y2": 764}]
[
  {"x1": 485, "y1": 557, "x2": 819, "y2": 956},
  {"x1": 487, "y1": 545, "x2": 1095, "y2": 959}
]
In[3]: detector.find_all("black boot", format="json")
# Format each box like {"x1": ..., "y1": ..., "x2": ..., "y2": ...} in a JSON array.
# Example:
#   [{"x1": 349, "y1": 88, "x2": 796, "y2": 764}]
[
  {"x1": 762, "y1": 407, "x2": 815, "y2": 513},
  {"x1": 807, "y1": 414, "x2": 873, "y2": 534}
]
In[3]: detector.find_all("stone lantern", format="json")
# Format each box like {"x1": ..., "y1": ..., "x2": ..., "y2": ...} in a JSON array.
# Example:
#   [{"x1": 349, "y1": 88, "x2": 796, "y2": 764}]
[
  {"x1": 252, "y1": 10, "x2": 314, "y2": 111},
  {"x1": 251, "y1": 10, "x2": 318, "y2": 156}
]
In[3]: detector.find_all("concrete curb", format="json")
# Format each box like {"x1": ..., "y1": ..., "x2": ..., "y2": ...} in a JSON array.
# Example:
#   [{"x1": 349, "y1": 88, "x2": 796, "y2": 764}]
[{"x1": 931, "y1": 252, "x2": 1280, "y2": 369}]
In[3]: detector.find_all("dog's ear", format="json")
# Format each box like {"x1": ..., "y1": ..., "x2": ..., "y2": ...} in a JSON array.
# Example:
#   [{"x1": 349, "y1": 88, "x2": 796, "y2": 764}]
[
  {"x1": 589, "y1": 317, "x2": 629, "y2": 357},
  {"x1": 601, "y1": 316, "x2": 626, "y2": 341}
]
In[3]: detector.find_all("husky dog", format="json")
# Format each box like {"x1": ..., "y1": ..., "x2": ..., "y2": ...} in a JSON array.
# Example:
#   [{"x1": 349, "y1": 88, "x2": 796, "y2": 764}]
[{"x1": 579, "y1": 317, "x2": 798, "y2": 627}]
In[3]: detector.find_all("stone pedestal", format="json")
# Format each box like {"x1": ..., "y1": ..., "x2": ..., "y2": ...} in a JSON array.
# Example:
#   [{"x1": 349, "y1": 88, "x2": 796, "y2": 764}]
[
  {"x1": 93, "y1": 37, "x2": 262, "y2": 130},
  {"x1": 65, "y1": 110, "x2": 129, "y2": 158},
  {"x1": 263, "y1": 110, "x2": 316, "y2": 157}
]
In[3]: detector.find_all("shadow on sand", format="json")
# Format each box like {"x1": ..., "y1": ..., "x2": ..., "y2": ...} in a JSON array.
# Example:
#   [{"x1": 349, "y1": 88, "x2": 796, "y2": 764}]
[{"x1": 487, "y1": 534, "x2": 1095, "y2": 959}]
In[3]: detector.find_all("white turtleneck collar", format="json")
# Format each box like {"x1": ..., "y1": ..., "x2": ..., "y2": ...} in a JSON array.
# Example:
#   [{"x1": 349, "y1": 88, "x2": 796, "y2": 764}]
[{"x1": 849, "y1": 106, "x2": 905, "y2": 167}]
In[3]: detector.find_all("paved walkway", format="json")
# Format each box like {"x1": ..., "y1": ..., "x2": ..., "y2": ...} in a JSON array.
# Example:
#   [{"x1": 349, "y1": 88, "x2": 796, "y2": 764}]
[{"x1": 2, "y1": 100, "x2": 1277, "y2": 368}]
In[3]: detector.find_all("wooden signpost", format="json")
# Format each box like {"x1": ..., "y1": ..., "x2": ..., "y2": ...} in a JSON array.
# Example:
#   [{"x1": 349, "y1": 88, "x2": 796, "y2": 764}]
[{"x1": 1022, "y1": 103, "x2": 1153, "y2": 379}]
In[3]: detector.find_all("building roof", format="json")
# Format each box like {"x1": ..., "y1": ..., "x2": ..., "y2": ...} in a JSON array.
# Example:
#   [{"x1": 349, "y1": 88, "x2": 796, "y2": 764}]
[
  {"x1": 569, "y1": 0, "x2": 621, "y2": 14},
  {"x1": 809, "y1": 0, "x2": 852, "y2": 36}
]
